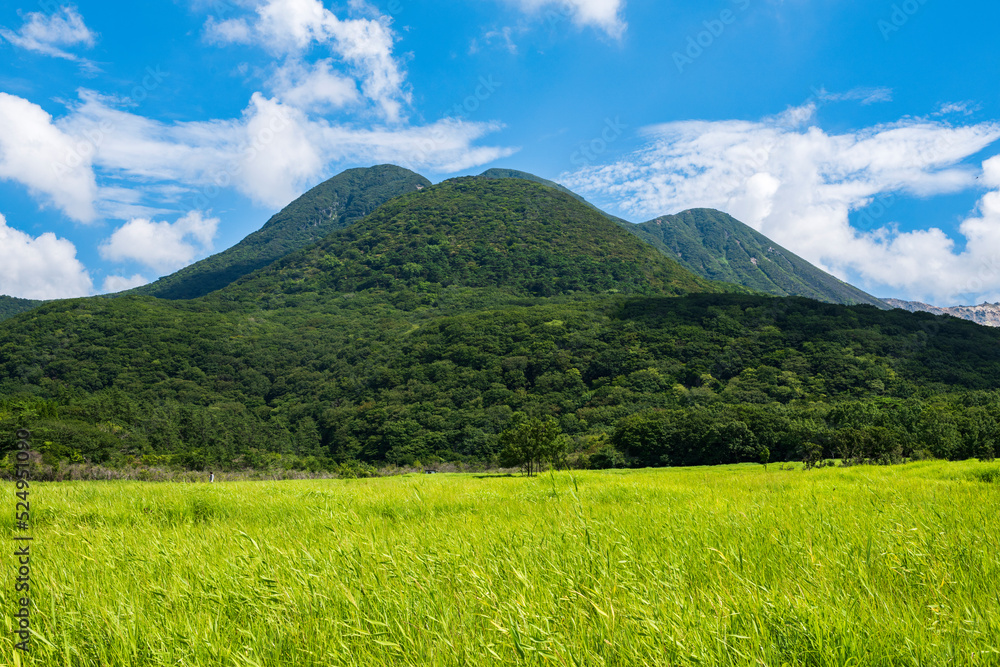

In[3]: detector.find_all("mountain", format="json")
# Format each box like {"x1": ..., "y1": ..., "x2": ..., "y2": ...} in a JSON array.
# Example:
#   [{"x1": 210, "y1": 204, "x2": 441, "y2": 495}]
[
  {"x1": 218, "y1": 176, "x2": 724, "y2": 304},
  {"x1": 481, "y1": 167, "x2": 632, "y2": 224},
  {"x1": 0, "y1": 295, "x2": 43, "y2": 322},
  {"x1": 885, "y1": 299, "x2": 1000, "y2": 327},
  {"x1": 5, "y1": 172, "x2": 1000, "y2": 475},
  {"x1": 130, "y1": 164, "x2": 431, "y2": 300},
  {"x1": 626, "y1": 210, "x2": 888, "y2": 308},
  {"x1": 477, "y1": 170, "x2": 888, "y2": 309}
]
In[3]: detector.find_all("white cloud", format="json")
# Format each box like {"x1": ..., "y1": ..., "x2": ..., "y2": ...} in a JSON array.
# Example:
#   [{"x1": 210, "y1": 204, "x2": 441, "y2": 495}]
[
  {"x1": 0, "y1": 6, "x2": 96, "y2": 61},
  {"x1": 561, "y1": 104, "x2": 1000, "y2": 305},
  {"x1": 100, "y1": 274, "x2": 149, "y2": 293},
  {"x1": 100, "y1": 211, "x2": 220, "y2": 273},
  {"x1": 270, "y1": 58, "x2": 360, "y2": 112},
  {"x1": 936, "y1": 101, "x2": 981, "y2": 117},
  {"x1": 0, "y1": 92, "x2": 98, "y2": 222},
  {"x1": 484, "y1": 27, "x2": 519, "y2": 54},
  {"x1": 48, "y1": 89, "x2": 515, "y2": 211},
  {"x1": 203, "y1": 17, "x2": 253, "y2": 44},
  {"x1": 507, "y1": 0, "x2": 626, "y2": 39},
  {"x1": 0, "y1": 0, "x2": 517, "y2": 225},
  {"x1": 205, "y1": 0, "x2": 408, "y2": 121},
  {"x1": 0, "y1": 212, "x2": 92, "y2": 299},
  {"x1": 817, "y1": 86, "x2": 893, "y2": 106}
]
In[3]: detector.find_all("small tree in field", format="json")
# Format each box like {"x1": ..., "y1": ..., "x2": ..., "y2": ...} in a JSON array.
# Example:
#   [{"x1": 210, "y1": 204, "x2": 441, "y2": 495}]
[
  {"x1": 498, "y1": 417, "x2": 562, "y2": 476},
  {"x1": 759, "y1": 445, "x2": 770, "y2": 470}
]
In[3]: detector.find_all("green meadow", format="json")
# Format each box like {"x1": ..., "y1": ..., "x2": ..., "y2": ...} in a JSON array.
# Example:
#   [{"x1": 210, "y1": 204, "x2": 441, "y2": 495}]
[{"x1": 3, "y1": 462, "x2": 1000, "y2": 666}]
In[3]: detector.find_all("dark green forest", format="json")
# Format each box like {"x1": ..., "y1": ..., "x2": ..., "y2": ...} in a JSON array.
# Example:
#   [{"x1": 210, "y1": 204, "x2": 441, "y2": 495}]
[
  {"x1": 0, "y1": 295, "x2": 43, "y2": 323},
  {"x1": 628, "y1": 208, "x2": 888, "y2": 308},
  {"x1": 2, "y1": 177, "x2": 998, "y2": 475},
  {"x1": 129, "y1": 165, "x2": 431, "y2": 300}
]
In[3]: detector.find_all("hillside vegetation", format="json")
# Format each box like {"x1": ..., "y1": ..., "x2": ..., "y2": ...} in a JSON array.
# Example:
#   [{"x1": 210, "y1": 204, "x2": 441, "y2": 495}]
[
  {"x1": 130, "y1": 165, "x2": 431, "y2": 299},
  {"x1": 628, "y1": 209, "x2": 887, "y2": 307},
  {"x1": 479, "y1": 170, "x2": 886, "y2": 308},
  {"x1": 0, "y1": 294, "x2": 43, "y2": 322},
  {"x1": 1, "y1": 178, "x2": 999, "y2": 474}
]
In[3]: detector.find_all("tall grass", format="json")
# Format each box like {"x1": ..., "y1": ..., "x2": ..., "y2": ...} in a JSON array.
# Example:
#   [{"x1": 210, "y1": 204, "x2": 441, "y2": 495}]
[{"x1": 2, "y1": 461, "x2": 999, "y2": 665}]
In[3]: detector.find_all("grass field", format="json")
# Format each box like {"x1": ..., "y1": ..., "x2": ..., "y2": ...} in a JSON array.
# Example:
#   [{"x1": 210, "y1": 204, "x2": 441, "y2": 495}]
[{"x1": 3, "y1": 461, "x2": 1000, "y2": 666}]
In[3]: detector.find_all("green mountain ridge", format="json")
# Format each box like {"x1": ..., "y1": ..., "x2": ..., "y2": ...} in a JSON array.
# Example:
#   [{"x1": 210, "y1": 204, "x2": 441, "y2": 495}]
[
  {"x1": 129, "y1": 164, "x2": 431, "y2": 300},
  {"x1": 479, "y1": 169, "x2": 886, "y2": 308},
  {"x1": 631, "y1": 209, "x2": 888, "y2": 309},
  {"x1": 3, "y1": 168, "x2": 999, "y2": 475},
  {"x1": 217, "y1": 176, "x2": 725, "y2": 305},
  {"x1": 0, "y1": 295, "x2": 44, "y2": 323}
]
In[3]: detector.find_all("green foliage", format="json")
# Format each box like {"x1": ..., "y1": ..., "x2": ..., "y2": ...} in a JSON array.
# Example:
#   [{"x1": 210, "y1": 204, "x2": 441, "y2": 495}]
[
  {"x1": 4, "y1": 174, "x2": 1000, "y2": 473},
  {"x1": 130, "y1": 165, "x2": 431, "y2": 299},
  {"x1": 0, "y1": 294, "x2": 43, "y2": 322},
  {"x1": 627, "y1": 208, "x2": 888, "y2": 308},
  {"x1": 498, "y1": 416, "x2": 563, "y2": 475},
  {"x1": 221, "y1": 177, "x2": 722, "y2": 302}
]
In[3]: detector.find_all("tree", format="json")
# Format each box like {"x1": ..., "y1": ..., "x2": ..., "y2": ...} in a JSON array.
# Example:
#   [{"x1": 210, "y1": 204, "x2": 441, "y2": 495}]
[{"x1": 498, "y1": 416, "x2": 562, "y2": 476}]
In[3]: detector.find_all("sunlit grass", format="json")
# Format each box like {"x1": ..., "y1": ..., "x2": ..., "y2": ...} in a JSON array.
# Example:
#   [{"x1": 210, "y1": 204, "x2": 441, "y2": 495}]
[{"x1": 2, "y1": 461, "x2": 1000, "y2": 665}]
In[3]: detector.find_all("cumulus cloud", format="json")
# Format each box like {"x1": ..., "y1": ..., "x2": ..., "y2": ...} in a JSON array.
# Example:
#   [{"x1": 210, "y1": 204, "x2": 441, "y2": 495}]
[
  {"x1": 0, "y1": 1, "x2": 518, "y2": 225},
  {"x1": 0, "y1": 5, "x2": 96, "y2": 61},
  {"x1": 100, "y1": 211, "x2": 220, "y2": 273},
  {"x1": 0, "y1": 92, "x2": 98, "y2": 222},
  {"x1": 561, "y1": 104, "x2": 1000, "y2": 305},
  {"x1": 506, "y1": 0, "x2": 626, "y2": 38},
  {"x1": 205, "y1": 0, "x2": 408, "y2": 121},
  {"x1": 270, "y1": 59, "x2": 360, "y2": 112},
  {"x1": 0, "y1": 212, "x2": 92, "y2": 299},
  {"x1": 51, "y1": 89, "x2": 515, "y2": 211},
  {"x1": 100, "y1": 274, "x2": 149, "y2": 293}
]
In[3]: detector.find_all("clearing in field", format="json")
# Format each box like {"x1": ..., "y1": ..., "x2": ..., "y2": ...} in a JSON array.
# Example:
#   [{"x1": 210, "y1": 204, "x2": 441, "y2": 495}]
[{"x1": 3, "y1": 461, "x2": 1000, "y2": 666}]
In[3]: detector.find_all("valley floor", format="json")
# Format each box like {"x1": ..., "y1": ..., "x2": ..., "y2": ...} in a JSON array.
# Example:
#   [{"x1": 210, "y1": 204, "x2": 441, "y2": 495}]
[{"x1": 3, "y1": 462, "x2": 999, "y2": 666}]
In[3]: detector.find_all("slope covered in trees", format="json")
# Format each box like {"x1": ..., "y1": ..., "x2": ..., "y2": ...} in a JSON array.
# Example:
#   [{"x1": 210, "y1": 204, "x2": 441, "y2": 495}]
[
  {"x1": 0, "y1": 295, "x2": 43, "y2": 322},
  {"x1": 1, "y1": 176, "x2": 999, "y2": 474},
  {"x1": 217, "y1": 177, "x2": 724, "y2": 304},
  {"x1": 129, "y1": 165, "x2": 431, "y2": 299},
  {"x1": 478, "y1": 170, "x2": 886, "y2": 308},
  {"x1": 628, "y1": 209, "x2": 887, "y2": 307}
]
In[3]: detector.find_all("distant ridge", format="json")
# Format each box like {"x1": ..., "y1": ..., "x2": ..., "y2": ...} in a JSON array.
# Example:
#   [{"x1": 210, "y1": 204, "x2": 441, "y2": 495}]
[
  {"x1": 630, "y1": 209, "x2": 889, "y2": 309},
  {"x1": 130, "y1": 164, "x2": 431, "y2": 300},
  {"x1": 479, "y1": 169, "x2": 887, "y2": 309},
  {"x1": 0, "y1": 295, "x2": 44, "y2": 322},
  {"x1": 218, "y1": 176, "x2": 726, "y2": 302},
  {"x1": 884, "y1": 298, "x2": 1000, "y2": 327}
]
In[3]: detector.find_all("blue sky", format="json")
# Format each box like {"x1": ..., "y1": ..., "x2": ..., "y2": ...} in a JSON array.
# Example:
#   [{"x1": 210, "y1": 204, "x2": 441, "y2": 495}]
[{"x1": 2, "y1": 0, "x2": 1000, "y2": 305}]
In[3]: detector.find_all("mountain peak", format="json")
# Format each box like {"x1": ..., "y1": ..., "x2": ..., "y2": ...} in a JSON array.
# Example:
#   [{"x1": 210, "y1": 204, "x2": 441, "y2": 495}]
[
  {"x1": 130, "y1": 164, "x2": 431, "y2": 300},
  {"x1": 629, "y1": 208, "x2": 888, "y2": 309},
  {"x1": 220, "y1": 176, "x2": 723, "y2": 302}
]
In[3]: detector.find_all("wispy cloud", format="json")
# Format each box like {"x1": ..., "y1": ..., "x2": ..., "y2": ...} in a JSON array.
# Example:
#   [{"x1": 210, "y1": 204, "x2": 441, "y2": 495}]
[
  {"x1": 936, "y1": 101, "x2": 982, "y2": 117},
  {"x1": 562, "y1": 103, "x2": 1000, "y2": 305},
  {"x1": 504, "y1": 0, "x2": 627, "y2": 39},
  {"x1": 0, "y1": 6, "x2": 97, "y2": 66},
  {"x1": 817, "y1": 86, "x2": 893, "y2": 105}
]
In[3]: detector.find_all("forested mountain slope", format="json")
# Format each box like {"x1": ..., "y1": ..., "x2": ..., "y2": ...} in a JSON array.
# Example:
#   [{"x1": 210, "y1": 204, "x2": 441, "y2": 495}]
[
  {"x1": 216, "y1": 176, "x2": 724, "y2": 305},
  {"x1": 129, "y1": 164, "x2": 431, "y2": 300},
  {"x1": 478, "y1": 170, "x2": 886, "y2": 308},
  {"x1": 631, "y1": 209, "x2": 888, "y2": 308},
  {"x1": 0, "y1": 295, "x2": 44, "y2": 322},
  {"x1": 1, "y1": 176, "x2": 998, "y2": 474}
]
